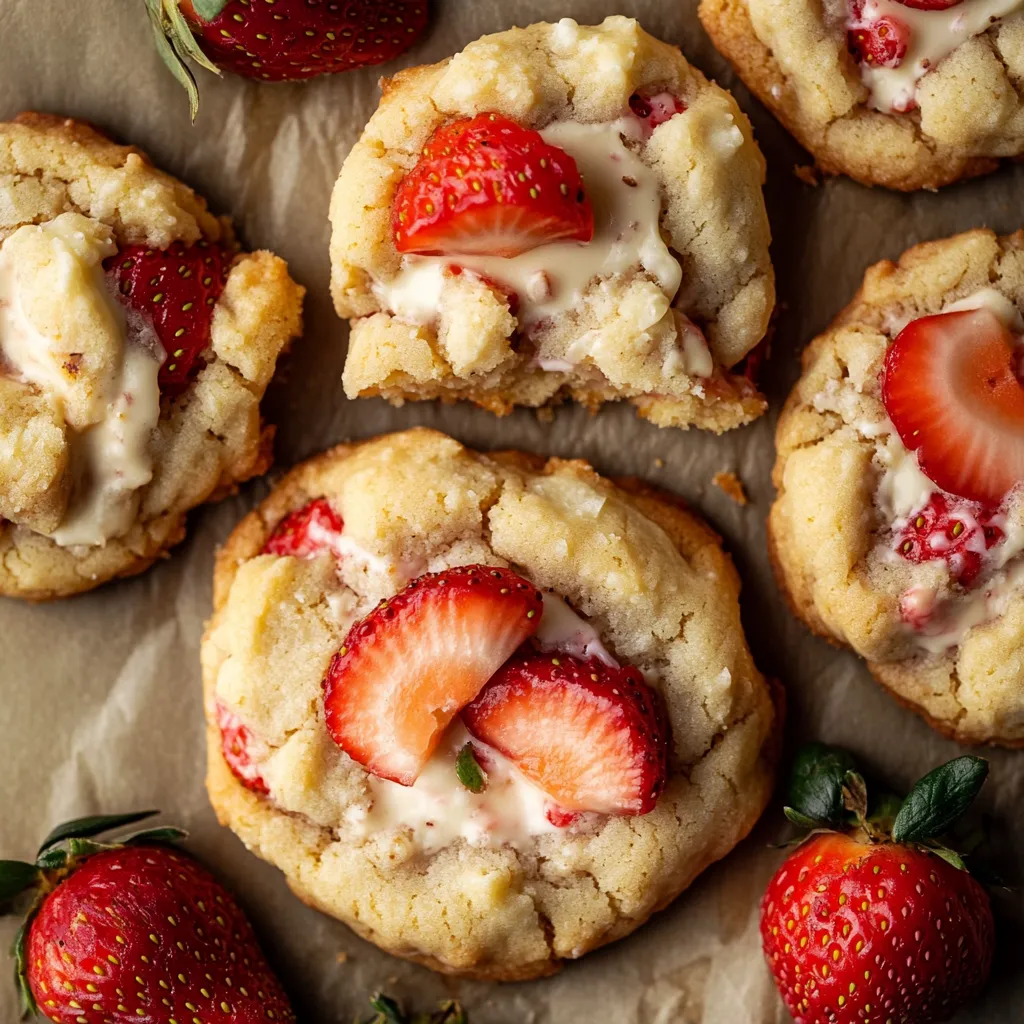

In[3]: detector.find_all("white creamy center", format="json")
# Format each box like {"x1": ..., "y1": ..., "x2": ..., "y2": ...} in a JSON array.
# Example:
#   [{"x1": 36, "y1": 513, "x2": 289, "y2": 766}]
[
  {"x1": 350, "y1": 722, "x2": 559, "y2": 852},
  {"x1": 857, "y1": 0, "x2": 1023, "y2": 112},
  {"x1": 0, "y1": 214, "x2": 162, "y2": 547},
  {"x1": 376, "y1": 117, "x2": 681, "y2": 328}
]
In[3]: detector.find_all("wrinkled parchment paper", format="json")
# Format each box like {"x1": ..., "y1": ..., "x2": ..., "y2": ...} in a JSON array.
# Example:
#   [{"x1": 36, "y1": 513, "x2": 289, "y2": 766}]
[{"x1": 1, "y1": 1, "x2": 1022, "y2": 1020}]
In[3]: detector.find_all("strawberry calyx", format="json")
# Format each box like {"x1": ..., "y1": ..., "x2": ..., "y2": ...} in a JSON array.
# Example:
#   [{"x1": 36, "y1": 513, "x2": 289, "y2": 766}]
[
  {"x1": 0, "y1": 811, "x2": 186, "y2": 1018},
  {"x1": 782, "y1": 743, "x2": 989, "y2": 871}
]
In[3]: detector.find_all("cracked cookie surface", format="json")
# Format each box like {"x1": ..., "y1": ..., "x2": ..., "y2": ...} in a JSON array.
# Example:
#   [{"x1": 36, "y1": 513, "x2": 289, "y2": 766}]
[
  {"x1": 202, "y1": 428, "x2": 777, "y2": 979},
  {"x1": 700, "y1": 0, "x2": 1024, "y2": 189},
  {"x1": 329, "y1": 16, "x2": 774, "y2": 433},
  {"x1": 0, "y1": 114, "x2": 305, "y2": 599},
  {"x1": 770, "y1": 229, "x2": 1024, "y2": 745}
]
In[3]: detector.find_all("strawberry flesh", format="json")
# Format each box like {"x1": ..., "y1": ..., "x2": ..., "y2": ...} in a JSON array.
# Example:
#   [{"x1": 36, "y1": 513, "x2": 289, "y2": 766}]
[
  {"x1": 26, "y1": 844, "x2": 295, "y2": 1023},
  {"x1": 628, "y1": 91, "x2": 686, "y2": 131},
  {"x1": 847, "y1": 13, "x2": 910, "y2": 68},
  {"x1": 893, "y1": 493, "x2": 1005, "y2": 587},
  {"x1": 216, "y1": 700, "x2": 269, "y2": 795},
  {"x1": 105, "y1": 240, "x2": 231, "y2": 396},
  {"x1": 322, "y1": 565, "x2": 543, "y2": 785},
  {"x1": 392, "y1": 113, "x2": 594, "y2": 258},
  {"x1": 882, "y1": 307, "x2": 1024, "y2": 504},
  {"x1": 180, "y1": 0, "x2": 428, "y2": 81},
  {"x1": 894, "y1": 0, "x2": 962, "y2": 9},
  {"x1": 463, "y1": 648, "x2": 670, "y2": 815},
  {"x1": 263, "y1": 498, "x2": 345, "y2": 560},
  {"x1": 761, "y1": 832, "x2": 993, "y2": 1024}
]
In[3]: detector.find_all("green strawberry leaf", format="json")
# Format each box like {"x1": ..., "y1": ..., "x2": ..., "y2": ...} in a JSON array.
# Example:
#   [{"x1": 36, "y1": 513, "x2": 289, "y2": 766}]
[
  {"x1": 455, "y1": 744, "x2": 487, "y2": 794},
  {"x1": 842, "y1": 771, "x2": 868, "y2": 822},
  {"x1": 163, "y1": 0, "x2": 222, "y2": 75},
  {"x1": 37, "y1": 810, "x2": 159, "y2": 856},
  {"x1": 928, "y1": 845, "x2": 967, "y2": 872},
  {"x1": 34, "y1": 848, "x2": 67, "y2": 871},
  {"x1": 13, "y1": 917, "x2": 37, "y2": 1019},
  {"x1": 190, "y1": 0, "x2": 231, "y2": 20},
  {"x1": 368, "y1": 993, "x2": 407, "y2": 1024},
  {"x1": 121, "y1": 826, "x2": 189, "y2": 847},
  {"x1": 416, "y1": 1001, "x2": 468, "y2": 1024},
  {"x1": 892, "y1": 756, "x2": 989, "y2": 845},
  {"x1": 783, "y1": 807, "x2": 821, "y2": 830},
  {"x1": 147, "y1": 0, "x2": 201, "y2": 120},
  {"x1": 785, "y1": 743, "x2": 858, "y2": 828},
  {"x1": 0, "y1": 862, "x2": 39, "y2": 906}
]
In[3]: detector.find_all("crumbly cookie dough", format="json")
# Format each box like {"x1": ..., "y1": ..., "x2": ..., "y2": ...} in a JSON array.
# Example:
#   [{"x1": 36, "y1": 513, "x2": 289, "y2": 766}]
[
  {"x1": 770, "y1": 229, "x2": 1024, "y2": 745},
  {"x1": 700, "y1": 0, "x2": 1024, "y2": 189},
  {"x1": 0, "y1": 114, "x2": 305, "y2": 600},
  {"x1": 203, "y1": 428, "x2": 778, "y2": 979},
  {"x1": 329, "y1": 17, "x2": 774, "y2": 433}
]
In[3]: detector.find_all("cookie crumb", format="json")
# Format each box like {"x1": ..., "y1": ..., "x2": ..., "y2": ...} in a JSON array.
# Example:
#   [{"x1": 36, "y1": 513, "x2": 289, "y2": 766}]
[
  {"x1": 654, "y1": 457, "x2": 665, "y2": 469},
  {"x1": 713, "y1": 471, "x2": 748, "y2": 506},
  {"x1": 336, "y1": 952, "x2": 349, "y2": 964},
  {"x1": 794, "y1": 164, "x2": 819, "y2": 187}
]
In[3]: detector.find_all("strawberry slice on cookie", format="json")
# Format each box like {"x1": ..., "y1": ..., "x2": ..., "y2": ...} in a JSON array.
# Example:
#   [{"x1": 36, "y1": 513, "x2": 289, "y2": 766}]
[
  {"x1": 322, "y1": 565, "x2": 543, "y2": 785},
  {"x1": 392, "y1": 113, "x2": 594, "y2": 258},
  {"x1": 882, "y1": 307, "x2": 1024, "y2": 505},
  {"x1": 463, "y1": 648, "x2": 671, "y2": 815},
  {"x1": 263, "y1": 498, "x2": 346, "y2": 560}
]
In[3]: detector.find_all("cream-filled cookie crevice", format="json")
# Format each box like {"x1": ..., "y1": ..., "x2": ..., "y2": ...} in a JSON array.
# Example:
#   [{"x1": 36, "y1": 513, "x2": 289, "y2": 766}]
[
  {"x1": 203, "y1": 429, "x2": 777, "y2": 979},
  {"x1": 330, "y1": 17, "x2": 774, "y2": 433},
  {"x1": 770, "y1": 229, "x2": 1024, "y2": 745}
]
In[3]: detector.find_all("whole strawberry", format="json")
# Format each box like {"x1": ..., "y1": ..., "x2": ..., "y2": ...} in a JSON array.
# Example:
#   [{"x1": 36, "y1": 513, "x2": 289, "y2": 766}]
[
  {"x1": 761, "y1": 746, "x2": 995, "y2": 1024},
  {"x1": 0, "y1": 812, "x2": 295, "y2": 1023},
  {"x1": 146, "y1": 0, "x2": 429, "y2": 116}
]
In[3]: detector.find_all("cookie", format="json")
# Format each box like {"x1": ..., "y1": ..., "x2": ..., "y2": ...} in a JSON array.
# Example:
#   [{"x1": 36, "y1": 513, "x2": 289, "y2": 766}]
[
  {"x1": 770, "y1": 229, "x2": 1024, "y2": 745},
  {"x1": 700, "y1": 0, "x2": 1024, "y2": 190},
  {"x1": 202, "y1": 428, "x2": 778, "y2": 979},
  {"x1": 0, "y1": 114, "x2": 305, "y2": 599},
  {"x1": 329, "y1": 17, "x2": 774, "y2": 433}
]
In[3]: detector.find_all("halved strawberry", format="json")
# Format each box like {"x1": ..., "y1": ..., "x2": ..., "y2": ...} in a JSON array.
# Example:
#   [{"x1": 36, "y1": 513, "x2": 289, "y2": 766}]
[
  {"x1": 322, "y1": 565, "x2": 543, "y2": 785},
  {"x1": 392, "y1": 113, "x2": 594, "y2": 258},
  {"x1": 463, "y1": 649, "x2": 670, "y2": 815},
  {"x1": 628, "y1": 91, "x2": 686, "y2": 131},
  {"x1": 893, "y1": 493, "x2": 1005, "y2": 587},
  {"x1": 105, "y1": 240, "x2": 232, "y2": 395},
  {"x1": 216, "y1": 700, "x2": 269, "y2": 795},
  {"x1": 263, "y1": 498, "x2": 345, "y2": 559},
  {"x1": 847, "y1": 14, "x2": 910, "y2": 68},
  {"x1": 882, "y1": 308, "x2": 1024, "y2": 504}
]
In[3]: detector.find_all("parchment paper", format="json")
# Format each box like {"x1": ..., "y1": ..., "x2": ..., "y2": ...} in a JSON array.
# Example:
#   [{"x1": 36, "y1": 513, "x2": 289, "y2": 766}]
[{"x1": 1, "y1": 2, "x2": 1022, "y2": 1021}]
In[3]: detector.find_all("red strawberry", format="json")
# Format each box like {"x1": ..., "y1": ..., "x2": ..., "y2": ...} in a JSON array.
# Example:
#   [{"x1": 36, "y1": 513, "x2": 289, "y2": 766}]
[
  {"x1": 462, "y1": 648, "x2": 670, "y2": 815},
  {"x1": 847, "y1": 15, "x2": 910, "y2": 68},
  {"x1": 391, "y1": 113, "x2": 594, "y2": 258},
  {"x1": 762, "y1": 747, "x2": 994, "y2": 1024},
  {"x1": 105, "y1": 240, "x2": 231, "y2": 396},
  {"x1": 893, "y1": 493, "x2": 1005, "y2": 587},
  {"x1": 149, "y1": 1, "x2": 429, "y2": 114},
  {"x1": 894, "y1": 0, "x2": 962, "y2": 9},
  {"x1": 1, "y1": 812, "x2": 294, "y2": 1023},
  {"x1": 322, "y1": 565, "x2": 543, "y2": 785},
  {"x1": 545, "y1": 806, "x2": 582, "y2": 829},
  {"x1": 882, "y1": 308, "x2": 1024, "y2": 505},
  {"x1": 628, "y1": 91, "x2": 686, "y2": 131},
  {"x1": 263, "y1": 498, "x2": 345, "y2": 560},
  {"x1": 216, "y1": 700, "x2": 269, "y2": 794}
]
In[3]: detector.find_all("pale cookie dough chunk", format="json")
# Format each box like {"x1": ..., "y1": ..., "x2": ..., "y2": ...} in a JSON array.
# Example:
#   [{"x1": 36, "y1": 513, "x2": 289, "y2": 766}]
[
  {"x1": 0, "y1": 114, "x2": 305, "y2": 600},
  {"x1": 770, "y1": 229, "x2": 1024, "y2": 745},
  {"x1": 700, "y1": 0, "x2": 1024, "y2": 189},
  {"x1": 203, "y1": 428, "x2": 778, "y2": 979},
  {"x1": 330, "y1": 17, "x2": 774, "y2": 433}
]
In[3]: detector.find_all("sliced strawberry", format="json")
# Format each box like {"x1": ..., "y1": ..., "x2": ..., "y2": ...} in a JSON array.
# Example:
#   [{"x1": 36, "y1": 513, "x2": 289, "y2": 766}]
[
  {"x1": 847, "y1": 14, "x2": 910, "y2": 68},
  {"x1": 463, "y1": 648, "x2": 670, "y2": 815},
  {"x1": 322, "y1": 565, "x2": 543, "y2": 785},
  {"x1": 105, "y1": 240, "x2": 232, "y2": 395},
  {"x1": 392, "y1": 113, "x2": 594, "y2": 258},
  {"x1": 893, "y1": 493, "x2": 1005, "y2": 587},
  {"x1": 894, "y1": 0, "x2": 961, "y2": 9},
  {"x1": 545, "y1": 805, "x2": 582, "y2": 829},
  {"x1": 882, "y1": 308, "x2": 1024, "y2": 504},
  {"x1": 263, "y1": 498, "x2": 345, "y2": 560},
  {"x1": 216, "y1": 700, "x2": 269, "y2": 795},
  {"x1": 629, "y1": 91, "x2": 686, "y2": 131}
]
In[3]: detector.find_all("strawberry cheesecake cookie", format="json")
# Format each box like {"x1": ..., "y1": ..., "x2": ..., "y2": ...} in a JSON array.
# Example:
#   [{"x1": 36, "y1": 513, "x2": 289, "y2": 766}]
[
  {"x1": 770, "y1": 229, "x2": 1024, "y2": 744},
  {"x1": 0, "y1": 113, "x2": 304, "y2": 599},
  {"x1": 329, "y1": 17, "x2": 774, "y2": 432},
  {"x1": 701, "y1": 0, "x2": 1024, "y2": 189},
  {"x1": 202, "y1": 428, "x2": 778, "y2": 978}
]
